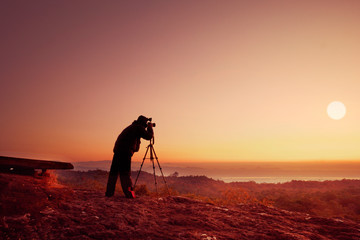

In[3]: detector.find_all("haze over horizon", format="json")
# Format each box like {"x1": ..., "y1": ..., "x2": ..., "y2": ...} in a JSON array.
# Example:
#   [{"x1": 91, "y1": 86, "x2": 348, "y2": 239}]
[{"x1": 1, "y1": 1, "x2": 360, "y2": 163}]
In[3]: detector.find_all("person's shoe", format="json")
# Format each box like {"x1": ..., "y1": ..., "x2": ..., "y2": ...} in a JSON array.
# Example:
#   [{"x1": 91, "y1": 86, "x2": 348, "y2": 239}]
[
  {"x1": 130, "y1": 190, "x2": 136, "y2": 198},
  {"x1": 126, "y1": 187, "x2": 136, "y2": 199}
]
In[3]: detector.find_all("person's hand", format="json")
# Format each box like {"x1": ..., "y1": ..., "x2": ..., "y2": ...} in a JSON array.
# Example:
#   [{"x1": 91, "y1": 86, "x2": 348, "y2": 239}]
[{"x1": 147, "y1": 122, "x2": 153, "y2": 128}]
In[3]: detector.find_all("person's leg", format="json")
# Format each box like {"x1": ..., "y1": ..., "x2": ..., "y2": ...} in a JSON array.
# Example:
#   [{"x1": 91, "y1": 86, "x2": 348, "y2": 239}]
[
  {"x1": 105, "y1": 153, "x2": 120, "y2": 197},
  {"x1": 120, "y1": 171, "x2": 135, "y2": 198}
]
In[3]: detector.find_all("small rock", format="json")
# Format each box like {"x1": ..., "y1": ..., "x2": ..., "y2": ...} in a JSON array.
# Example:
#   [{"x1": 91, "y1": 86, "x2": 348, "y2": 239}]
[
  {"x1": 2, "y1": 217, "x2": 9, "y2": 228},
  {"x1": 40, "y1": 207, "x2": 55, "y2": 215},
  {"x1": 258, "y1": 213, "x2": 270, "y2": 216}
]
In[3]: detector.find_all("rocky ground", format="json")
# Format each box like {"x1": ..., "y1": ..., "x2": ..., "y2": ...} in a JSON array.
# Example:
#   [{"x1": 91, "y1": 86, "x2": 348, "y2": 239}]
[{"x1": 1, "y1": 173, "x2": 360, "y2": 240}]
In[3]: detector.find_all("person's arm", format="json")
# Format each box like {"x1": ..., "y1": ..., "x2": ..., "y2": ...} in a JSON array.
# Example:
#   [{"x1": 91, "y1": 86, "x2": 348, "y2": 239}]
[{"x1": 140, "y1": 123, "x2": 154, "y2": 140}]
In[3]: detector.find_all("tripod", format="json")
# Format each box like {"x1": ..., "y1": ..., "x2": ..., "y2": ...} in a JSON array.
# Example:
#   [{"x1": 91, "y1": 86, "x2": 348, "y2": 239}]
[{"x1": 133, "y1": 137, "x2": 170, "y2": 195}]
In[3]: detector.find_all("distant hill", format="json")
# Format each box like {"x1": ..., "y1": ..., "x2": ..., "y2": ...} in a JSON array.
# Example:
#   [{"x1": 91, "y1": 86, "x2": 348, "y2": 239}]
[
  {"x1": 2, "y1": 172, "x2": 360, "y2": 240},
  {"x1": 72, "y1": 160, "x2": 206, "y2": 177},
  {"x1": 71, "y1": 160, "x2": 360, "y2": 181}
]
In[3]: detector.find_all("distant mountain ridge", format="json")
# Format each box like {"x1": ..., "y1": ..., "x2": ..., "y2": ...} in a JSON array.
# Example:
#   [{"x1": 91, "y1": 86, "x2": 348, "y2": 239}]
[
  {"x1": 72, "y1": 160, "x2": 360, "y2": 180},
  {"x1": 72, "y1": 160, "x2": 206, "y2": 177}
]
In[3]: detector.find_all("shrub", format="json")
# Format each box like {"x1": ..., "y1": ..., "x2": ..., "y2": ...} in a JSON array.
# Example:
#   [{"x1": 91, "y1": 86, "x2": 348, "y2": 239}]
[{"x1": 135, "y1": 184, "x2": 150, "y2": 196}]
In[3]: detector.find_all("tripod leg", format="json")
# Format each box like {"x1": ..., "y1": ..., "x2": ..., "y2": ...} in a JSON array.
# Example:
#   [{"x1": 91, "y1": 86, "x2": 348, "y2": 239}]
[
  {"x1": 150, "y1": 145, "x2": 158, "y2": 194},
  {"x1": 152, "y1": 146, "x2": 171, "y2": 195},
  {"x1": 133, "y1": 144, "x2": 150, "y2": 189}
]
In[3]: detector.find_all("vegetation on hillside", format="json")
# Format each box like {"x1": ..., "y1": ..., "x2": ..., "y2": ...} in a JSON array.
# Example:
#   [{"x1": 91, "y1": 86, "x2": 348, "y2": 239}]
[{"x1": 55, "y1": 170, "x2": 360, "y2": 221}]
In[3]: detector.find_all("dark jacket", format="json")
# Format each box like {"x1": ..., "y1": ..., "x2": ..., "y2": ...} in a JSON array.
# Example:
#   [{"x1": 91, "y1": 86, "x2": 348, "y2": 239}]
[{"x1": 113, "y1": 121, "x2": 153, "y2": 154}]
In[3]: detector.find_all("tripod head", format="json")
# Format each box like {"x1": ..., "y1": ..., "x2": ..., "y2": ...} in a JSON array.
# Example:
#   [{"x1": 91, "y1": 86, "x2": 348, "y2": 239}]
[{"x1": 150, "y1": 136, "x2": 155, "y2": 145}]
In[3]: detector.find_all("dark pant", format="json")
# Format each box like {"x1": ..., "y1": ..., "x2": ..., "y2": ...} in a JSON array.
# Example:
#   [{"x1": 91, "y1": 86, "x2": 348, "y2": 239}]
[{"x1": 105, "y1": 151, "x2": 134, "y2": 198}]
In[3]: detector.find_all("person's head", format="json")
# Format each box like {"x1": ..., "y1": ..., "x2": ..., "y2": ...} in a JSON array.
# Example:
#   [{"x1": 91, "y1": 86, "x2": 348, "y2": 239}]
[{"x1": 136, "y1": 115, "x2": 149, "y2": 127}]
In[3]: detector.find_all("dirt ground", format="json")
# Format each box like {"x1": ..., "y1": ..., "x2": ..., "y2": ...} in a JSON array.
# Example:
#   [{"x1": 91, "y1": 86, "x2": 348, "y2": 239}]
[{"x1": 1, "y1": 173, "x2": 360, "y2": 240}]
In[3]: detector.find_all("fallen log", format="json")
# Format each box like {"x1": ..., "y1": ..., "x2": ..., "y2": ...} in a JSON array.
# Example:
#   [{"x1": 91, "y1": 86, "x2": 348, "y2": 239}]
[{"x1": 0, "y1": 156, "x2": 73, "y2": 175}]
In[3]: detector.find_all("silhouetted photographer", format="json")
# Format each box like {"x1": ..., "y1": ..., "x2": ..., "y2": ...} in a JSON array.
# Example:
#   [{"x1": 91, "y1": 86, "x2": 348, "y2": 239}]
[{"x1": 105, "y1": 115, "x2": 154, "y2": 198}]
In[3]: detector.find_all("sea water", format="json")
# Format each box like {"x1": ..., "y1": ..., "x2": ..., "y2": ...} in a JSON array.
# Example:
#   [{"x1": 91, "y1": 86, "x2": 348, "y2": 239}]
[{"x1": 218, "y1": 176, "x2": 360, "y2": 183}]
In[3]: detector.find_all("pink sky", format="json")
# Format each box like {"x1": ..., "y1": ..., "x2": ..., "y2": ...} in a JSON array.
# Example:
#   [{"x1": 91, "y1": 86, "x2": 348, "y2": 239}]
[{"x1": 1, "y1": 1, "x2": 360, "y2": 162}]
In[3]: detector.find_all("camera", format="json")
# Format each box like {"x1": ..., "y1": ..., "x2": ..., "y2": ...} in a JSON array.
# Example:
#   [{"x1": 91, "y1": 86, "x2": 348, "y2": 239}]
[{"x1": 148, "y1": 118, "x2": 156, "y2": 127}]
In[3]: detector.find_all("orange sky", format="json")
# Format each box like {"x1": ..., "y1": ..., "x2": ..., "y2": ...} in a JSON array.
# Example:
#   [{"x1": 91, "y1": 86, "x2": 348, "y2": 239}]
[{"x1": 1, "y1": 1, "x2": 360, "y2": 162}]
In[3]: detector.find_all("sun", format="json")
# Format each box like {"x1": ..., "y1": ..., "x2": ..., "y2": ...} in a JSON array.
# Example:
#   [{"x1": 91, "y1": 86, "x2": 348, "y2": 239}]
[{"x1": 327, "y1": 101, "x2": 346, "y2": 120}]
